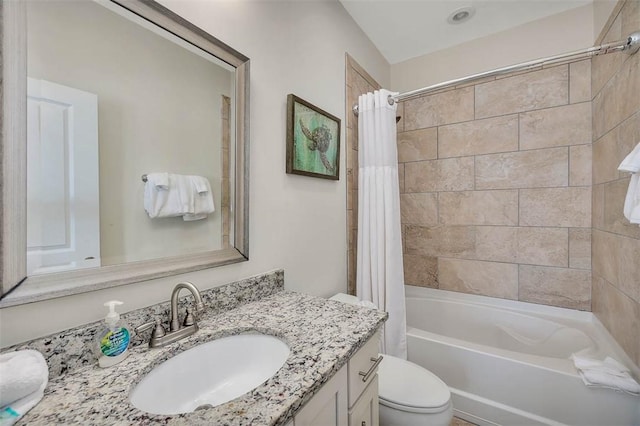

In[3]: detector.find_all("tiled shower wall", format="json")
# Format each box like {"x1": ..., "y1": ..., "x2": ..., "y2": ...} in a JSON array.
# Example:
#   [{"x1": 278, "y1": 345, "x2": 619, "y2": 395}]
[
  {"x1": 591, "y1": 0, "x2": 640, "y2": 367},
  {"x1": 397, "y1": 62, "x2": 593, "y2": 310},
  {"x1": 346, "y1": 0, "x2": 639, "y2": 368}
]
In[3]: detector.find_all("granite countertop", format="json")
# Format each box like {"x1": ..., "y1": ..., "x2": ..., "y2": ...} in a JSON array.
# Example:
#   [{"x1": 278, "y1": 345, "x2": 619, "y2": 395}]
[{"x1": 20, "y1": 291, "x2": 387, "y2": 425}]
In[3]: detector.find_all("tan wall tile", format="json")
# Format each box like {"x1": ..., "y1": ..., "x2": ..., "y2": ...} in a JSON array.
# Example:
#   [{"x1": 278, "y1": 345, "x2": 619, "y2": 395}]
[
  {"x1": 592, "y1": 229, "x2": 620, "y2": 286},
  {"x1": 347, "y1": 186, "x2": 354, "y2": 211},
  {"x1": 398, "y1": 163, "x2": 405, "y2": 193},
  {"x1": 404, "y1": 87, "x2": 474, "y2": 130},
  {"x1": 475, "y1": 226, "x2": 517, "y2": 262},
  {"x1": 595, "y1": 113, "x2": 640, "y2": 183},
  {"x1": 593, "y1": 126, "x2": 622, "y2": 185},
  {"x1": 618, "y1": 112, "x2": 640, "y2": 179},
  {"x1": 405, "y1": 157, "x2": 474, "y2": 193},
  {"x1": 438, "y1": 115, "x2": 518, "y2": 158},
  {"x1": 569, "y1": 228, "x2": 591, "y2": 270},
  {"x1": 475, "y1": 66, "x2": 568, "y2": 119},
  {"x1": 519, "y1": 265, "x2": 591, "y2": 310},
  {"x1": 476, "y1": 147, "x2": 568, "y2": 190},
  {"x1": 347, "y1": 210, "x2": 355, "y2": 250},
  {"x1": 348, "y1": 249, "x2": 356, "y2": 295},
  {"x1": 592, "y1": 276, "x2": 640, "y2": 366},
  {"x1": 438, "y1": 190, "x2": 518, "y2": 226},
  {"x1": 621, "y1": 0, "x2": 640, "y2": 41},
  {"x1": 405, "y1": 225, "x2": 475, "y2": 258},
  {"x1": 570, "y1": 144, "x2": 592, "y2": 186},
  {"x1": 569, "y1": 60, "x2": 591, "y2": 104},
  {"x1": 603, "y1": 178, "x2": 640, "y2": 239},
  {"x1": 618, "y1": 110, "x2": 640, "y2": 163},
  {"x1": 519, "y1": 103, "x2": 591, "y2": 150},
  {"x1": 402, "y1": 224, "x2": 407, "y2": 253},
  {"x1": 397, "y1": 127, "x2": 437, "y2": 163},
  {"x1": 517, "y1": 227, "x2": 568, "y2": 267},
  {"x1": 592, "y1": 52, "x2": 640, "y2": 139},
  {"x1": 439, "y1": 258, "x2": 518, "y2": 300},
  {"x1": 401, "y1": 193, "x2": 438, "y2": 226},
  {"x1": 592, "y1": 14, "x2": 623, "y2": 97},
  {"x1": 520, "y1": 187, "x2": 591, "y2": 227},
  {"x1": 349, "y1": 148, "x2": 359, "y2": 190},
  {"x1": 617, "y1": 235, "x2": 640, "y2": 304},
  {"x1": 396, "y1": 101, "x2": 405, "y2": 133},
  {"x1": 403, "y1": 254, "x2": 438, "y2": 288},
  {"x1": 593, "y1": 183, "x2": 605, "y2": 229}
]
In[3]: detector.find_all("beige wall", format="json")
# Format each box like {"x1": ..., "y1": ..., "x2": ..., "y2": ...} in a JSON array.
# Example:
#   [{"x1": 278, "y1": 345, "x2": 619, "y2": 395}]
[
  {"x1": 594, "y1": 0, "x2": 622, "y2": 41},
  {"x1": 27, "y1": 1, "x2": 231, "y2": 265},
  {"x1": 397, "y1": 62, "x2": 593, "y2": 310},
  {"x1": 591, "y1": 0, "x2": 640, "y2": 367},
  {"x1": 0, "y1": 1, "x2": 390, "y2": 347},
  {"x1": 390, "y1": 5, "x2": 594, "y2": 94}
]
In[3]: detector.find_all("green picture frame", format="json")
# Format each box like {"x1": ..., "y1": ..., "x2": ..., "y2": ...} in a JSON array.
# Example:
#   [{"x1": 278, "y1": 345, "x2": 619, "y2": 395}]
[{"x1": 286, "y1": 94, "x2": 341, "y2": 180}]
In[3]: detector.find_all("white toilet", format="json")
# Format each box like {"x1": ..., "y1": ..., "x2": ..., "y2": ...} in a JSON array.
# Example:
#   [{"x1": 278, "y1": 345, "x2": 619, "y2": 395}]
[
  {"x1": 378, "y1": 354, "x2": 453, "y2": 426},
  {"x1": 330, "y1": 294, "x2": 453, "y2": 426}
]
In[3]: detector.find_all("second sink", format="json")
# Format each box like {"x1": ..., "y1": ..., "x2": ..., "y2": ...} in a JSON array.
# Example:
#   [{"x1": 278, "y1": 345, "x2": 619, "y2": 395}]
[{"x1": 129, "y1": 333, "x2": 290, "y2": 415}]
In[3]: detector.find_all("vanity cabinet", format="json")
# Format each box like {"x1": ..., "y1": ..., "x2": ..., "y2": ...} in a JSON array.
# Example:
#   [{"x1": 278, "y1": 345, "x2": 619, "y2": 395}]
[
  {"x1": 347, "y1": 331, "x2": 380, "y2": 426},
  {"x1": 293, "y1": 331, "x2": 380, "y2": 426},
  {"x1": 294, "y1": 366, "x2": 348, "y2": 426}
]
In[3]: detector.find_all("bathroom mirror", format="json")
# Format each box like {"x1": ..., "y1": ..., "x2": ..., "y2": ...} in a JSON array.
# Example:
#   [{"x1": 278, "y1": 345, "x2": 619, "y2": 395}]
[{"x1": 0, "y1": 0, "x2": 249, "y2": 306}]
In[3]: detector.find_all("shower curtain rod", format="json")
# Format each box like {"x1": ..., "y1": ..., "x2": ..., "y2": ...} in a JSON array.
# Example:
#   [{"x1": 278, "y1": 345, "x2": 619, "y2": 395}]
[{"x1": 352, "y1": 31, "x2": 640, "y2": 116}]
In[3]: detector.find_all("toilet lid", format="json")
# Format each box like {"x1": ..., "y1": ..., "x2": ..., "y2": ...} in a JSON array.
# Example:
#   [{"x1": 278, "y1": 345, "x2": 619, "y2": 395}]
[{"x1": 378, "y1": 355, "x2": 451, "y2": 413}]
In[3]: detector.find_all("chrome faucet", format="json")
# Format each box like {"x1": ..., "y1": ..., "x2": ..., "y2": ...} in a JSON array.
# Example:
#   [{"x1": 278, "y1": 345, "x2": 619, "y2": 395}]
[{"x1": 136, "y1": 281, "x2": 206, "y2": 348}]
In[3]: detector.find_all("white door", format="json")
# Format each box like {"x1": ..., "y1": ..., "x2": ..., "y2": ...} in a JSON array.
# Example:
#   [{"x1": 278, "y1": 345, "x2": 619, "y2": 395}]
[{"x1": 27, "y1": 78, "x2": 101, "y2": 275}]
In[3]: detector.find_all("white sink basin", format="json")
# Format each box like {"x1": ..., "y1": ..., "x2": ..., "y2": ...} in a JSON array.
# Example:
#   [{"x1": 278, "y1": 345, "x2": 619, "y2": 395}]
[{"x1": 129, "y1": 333, "x2": 290, "y2": 415}]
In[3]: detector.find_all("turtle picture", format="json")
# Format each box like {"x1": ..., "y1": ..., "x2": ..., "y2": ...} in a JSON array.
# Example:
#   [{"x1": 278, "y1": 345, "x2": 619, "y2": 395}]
[
  {"x1": 286, "y1": 94, "x2": 341, "y2": 180},
  {"x1": 299, "y1": 119, "x2": 335, "y2": 174}
]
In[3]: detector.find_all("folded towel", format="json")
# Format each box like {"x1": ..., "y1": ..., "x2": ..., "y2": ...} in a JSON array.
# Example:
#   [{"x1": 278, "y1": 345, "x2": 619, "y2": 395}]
[
  {"x1": 0, "y1": 350, "x2": 49, "y2": 425},
  {"x1": 618, "y1": 143, "x2": 640, "y2": 173},
  {"x1": 190, "y1": 176, "x2": 209, "y2": 194},
  {"x1": 619, "y1": 143, "x2": 640, "y2": 227},
  {"x1": 183, "y1": 176, "x2": 215, "y2": 222},
  {"x1": 144, "y1": 173, "x2": 214, "y2": 221},
  {"x1": 623, "y1": 175, "x2": 639, "y2": 221},
  {"x1": 145, "y1": 172, "x2": 169, "y2": 189},
  {"x1": 571, "y1": 354, "x2": 640, "y2": 396}
]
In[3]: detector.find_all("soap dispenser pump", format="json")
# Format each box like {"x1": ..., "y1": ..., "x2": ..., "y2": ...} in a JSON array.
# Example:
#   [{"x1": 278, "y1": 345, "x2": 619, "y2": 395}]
[{"x1": 95, "y1": 300, "x2": 131, "y2": 368}]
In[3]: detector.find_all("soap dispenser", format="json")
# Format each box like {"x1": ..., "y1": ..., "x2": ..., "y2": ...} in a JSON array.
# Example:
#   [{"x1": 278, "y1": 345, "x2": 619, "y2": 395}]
[{"x1": 94, "y1": 301, "x2": 131, "y2": 368}]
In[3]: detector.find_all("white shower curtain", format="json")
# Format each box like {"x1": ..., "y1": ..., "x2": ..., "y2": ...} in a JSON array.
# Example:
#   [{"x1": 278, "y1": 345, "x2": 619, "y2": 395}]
[{"x1": 356, "y1": 89, "x2": 407, "y2": 359}]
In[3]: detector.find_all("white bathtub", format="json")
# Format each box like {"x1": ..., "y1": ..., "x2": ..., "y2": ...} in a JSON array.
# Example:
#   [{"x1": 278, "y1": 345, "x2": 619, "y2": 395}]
[{"x1": 405, "y1": 286, "x2": 640, "y2": 426}]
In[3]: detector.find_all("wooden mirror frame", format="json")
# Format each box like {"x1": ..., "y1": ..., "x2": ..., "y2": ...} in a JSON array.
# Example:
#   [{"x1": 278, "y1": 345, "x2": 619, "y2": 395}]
[{"x1": 0, "y1": 0, "x2": 250, "y2": 306}]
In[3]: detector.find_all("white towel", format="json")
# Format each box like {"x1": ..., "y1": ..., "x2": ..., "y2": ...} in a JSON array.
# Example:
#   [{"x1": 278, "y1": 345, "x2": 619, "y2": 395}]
[
  {"x1": 618, "y1": 143, "x2": 640, "y2": 173},
  {"x1": 571, "y1": 354, "x2": 640, "y2": 396},
  {"x1": 146, "y1": 172, "x2": 169, "y2": 189},
  {"x1": 618, "y1": 143, "x2": 640, "y2": 226},
  {"x1": 0, "y1": 350, "x2": 49, "y2": 425},
  {"x1": 190, "y1": 176, "x2": 209, "y2": 194},
  {"x1": 183, "y1": 176, "x2": 215, "y2": 222},
  {"x1": 144, "y1": 173, "x2": 214, "y2": 221},
  {"x1": 624, "y1": 175, "x2": 640, "y2": 223}
]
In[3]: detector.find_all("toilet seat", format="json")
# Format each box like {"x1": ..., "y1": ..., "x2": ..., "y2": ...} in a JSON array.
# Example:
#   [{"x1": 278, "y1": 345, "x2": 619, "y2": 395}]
[{"x1": 378, "y1": 354, "x2": 451, "y2": 414}]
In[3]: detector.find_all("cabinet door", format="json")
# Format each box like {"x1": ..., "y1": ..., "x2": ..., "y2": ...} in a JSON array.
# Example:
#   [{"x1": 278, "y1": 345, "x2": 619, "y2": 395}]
[
  {"x1": 348, "y1": 331, "x2": 380, "y2": 406},
  {"x1": 349, "y1": 375, "x2": 379, "y2": 426},
  {"x1": 295, "y1": 366, "x2": 348, "y2": 426}
]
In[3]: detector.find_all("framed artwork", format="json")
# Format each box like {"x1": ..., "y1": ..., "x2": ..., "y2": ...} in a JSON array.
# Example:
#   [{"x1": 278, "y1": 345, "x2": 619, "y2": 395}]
[{"x1": 286, "y1": 94, "x2": 341, "y2": 180}]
